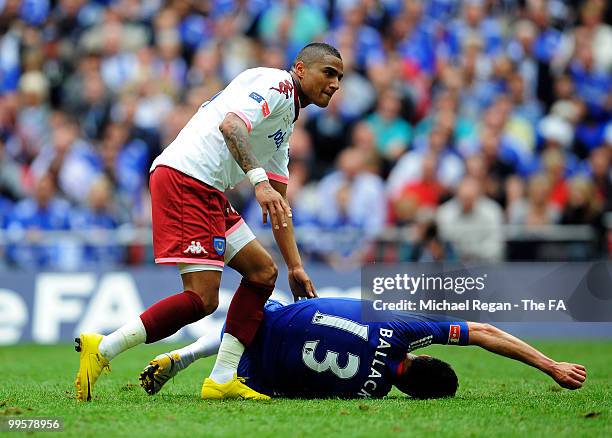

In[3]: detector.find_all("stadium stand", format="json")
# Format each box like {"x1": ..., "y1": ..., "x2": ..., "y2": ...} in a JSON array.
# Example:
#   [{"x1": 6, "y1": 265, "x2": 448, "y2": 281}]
[{"x1": 0, "y1": 0, "x2": 610, "y2": 269}]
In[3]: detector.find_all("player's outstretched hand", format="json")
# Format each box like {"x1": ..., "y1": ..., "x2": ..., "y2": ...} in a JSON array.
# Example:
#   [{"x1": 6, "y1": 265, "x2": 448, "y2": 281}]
[
  {"x1": 550, "y1": 362, "x2": 587, "y2": 389},
  {"x1": 255, "y1": 181, "x2": 292, "y2": 230},
  {"x1": 289, "y1": 267, "x2": 317, "y2": 301}
]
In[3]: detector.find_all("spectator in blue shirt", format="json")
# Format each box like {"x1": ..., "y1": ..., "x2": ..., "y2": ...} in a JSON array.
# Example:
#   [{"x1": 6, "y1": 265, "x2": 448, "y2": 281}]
[
  {"x1": 392, "y1": 6, "x2": 436, "y2": 76},
  {"x1": 0, "y1": 196, "x2": 12, "y2": 232},
  {"x1": 568, "y1": 41, "x2": 612, "y2": 120},
  {"x1": 30, "y1": 116, "x2": 101, "y2": 206},
  {"x1": 99, "y1": 122, "x2": 149, "y2": 223},
  {"x1": 76, "y1": 72, "x2": 112, "y2": 141},
  {"x1": 528, "y1": 2, "x2": 562, "y2": 63},
  {"x1": 455, "y1": 37, "x2": 499, "y2": 120},
  {"x1": 6, "y1": 174, "x2": 72, "y2": 268},
  {"x1": 447, "y1": 0, "x2": 504, "y2": 59},
  {"x1": 69, "y1": 176, "x2": 123, "y2": 267},
  {"x1": 310, "y1": 148, "x2": 386, "y2": 265},
  {"x1": 0, "y1": 14, "x2": 20, "y2": 94},
  {"x1": 328, "y1": 3, "x2": 385, "y2": 72}
]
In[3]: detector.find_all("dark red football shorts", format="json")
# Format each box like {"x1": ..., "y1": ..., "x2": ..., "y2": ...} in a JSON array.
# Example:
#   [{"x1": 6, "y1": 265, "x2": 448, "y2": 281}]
[{"x1": 150, "y1": 165, "x2": 246, "y2": 268}]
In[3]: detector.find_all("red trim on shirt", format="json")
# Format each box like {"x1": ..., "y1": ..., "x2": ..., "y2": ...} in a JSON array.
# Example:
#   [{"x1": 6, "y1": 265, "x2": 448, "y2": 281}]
[
  {"x1": 267, "y1": 172, "x2": 289, "y2": 184},
  {"x1": 229, "y1": 110, "x2": 252, "y2": 132}
]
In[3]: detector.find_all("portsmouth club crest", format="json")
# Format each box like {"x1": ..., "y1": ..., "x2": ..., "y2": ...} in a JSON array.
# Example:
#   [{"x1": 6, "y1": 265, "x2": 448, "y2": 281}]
[{"x1": 213, "y1": 236, "x2": 226, "y2": 256}]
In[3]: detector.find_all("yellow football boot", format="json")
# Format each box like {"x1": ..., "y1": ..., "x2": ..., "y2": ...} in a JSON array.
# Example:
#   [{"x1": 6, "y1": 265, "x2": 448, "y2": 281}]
[
  {"x1": 139, "y1": 353, "x2": 180, "y2": 395},
  {"x1": 201, "y1": 375, "x2": 271, "y2": 400},
  {"x1": 74, "y1": 333, "x2": 110, "y2": 401}
]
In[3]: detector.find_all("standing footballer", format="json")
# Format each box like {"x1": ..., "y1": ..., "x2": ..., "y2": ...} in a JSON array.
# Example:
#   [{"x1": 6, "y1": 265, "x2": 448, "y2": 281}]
[{"x1": 74, "y1": 42, "x2": 344, "y2": 401}]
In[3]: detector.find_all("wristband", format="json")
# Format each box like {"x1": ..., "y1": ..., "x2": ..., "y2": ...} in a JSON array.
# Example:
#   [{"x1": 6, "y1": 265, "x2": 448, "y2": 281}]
[{"x1": 246, "y1": 168, "x2": 269, "y2": 186}]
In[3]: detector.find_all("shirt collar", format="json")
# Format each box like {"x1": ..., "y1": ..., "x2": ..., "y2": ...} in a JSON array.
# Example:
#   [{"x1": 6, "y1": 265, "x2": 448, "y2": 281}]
[{"x1": 291, "y1": 75, "x2": 300, "y2": 123}]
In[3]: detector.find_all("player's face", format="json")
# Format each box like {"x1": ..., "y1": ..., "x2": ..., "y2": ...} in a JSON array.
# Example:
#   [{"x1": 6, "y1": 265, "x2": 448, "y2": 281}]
[{"x1": 299, "y1": 55, "x2": 343, "y2": 108}]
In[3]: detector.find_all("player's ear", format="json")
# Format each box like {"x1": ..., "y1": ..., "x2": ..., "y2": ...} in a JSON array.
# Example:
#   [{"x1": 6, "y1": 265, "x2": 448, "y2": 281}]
[{"x1": 293, "y1": 61, "x2": 306, "y2": 79}]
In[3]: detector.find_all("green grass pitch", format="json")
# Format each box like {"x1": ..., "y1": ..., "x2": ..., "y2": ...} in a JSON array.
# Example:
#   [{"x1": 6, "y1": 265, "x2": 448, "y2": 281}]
[{"x1": 1, "y1": 341, "x2": 610, "y2": 437}]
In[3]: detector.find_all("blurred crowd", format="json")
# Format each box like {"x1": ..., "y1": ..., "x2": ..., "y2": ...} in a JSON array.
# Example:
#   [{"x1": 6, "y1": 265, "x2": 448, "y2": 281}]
[{"x1": 0, "y1": 0, "x2": 611, "y2": 269}]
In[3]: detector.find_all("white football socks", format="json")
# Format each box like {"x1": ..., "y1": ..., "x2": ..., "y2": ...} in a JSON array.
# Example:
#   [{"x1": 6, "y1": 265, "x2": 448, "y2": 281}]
[
  {"x1": 208, "y1": 333, "x2": 244, "y2": 384},
  {"x1": 170, "y1": 336, "x2": 221, "y2": 371},
  {"x1": 98, "y1": 318, "x2": 147, "y2": 361}
]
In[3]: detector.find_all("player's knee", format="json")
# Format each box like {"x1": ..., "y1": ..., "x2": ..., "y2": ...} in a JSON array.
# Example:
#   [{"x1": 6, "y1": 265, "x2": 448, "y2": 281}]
[
  {"x1": 188, "y1": 289, "x2": 219, "y2": 316},
  {"x1": 260, "y1": 262, "x2": 278, "y2": 286},
  {"x1": 200, "y1": 294, "x2": 219, "y2": 315},
  {"x1": 194, "y1": 295, "x2": 219, "y2": 316},
  {"x1": 248, "y1": 262, "x2": 278, "y2": 286},
  {"x1": 187, "y1": 285, "x2": 221, "y2": 316}
]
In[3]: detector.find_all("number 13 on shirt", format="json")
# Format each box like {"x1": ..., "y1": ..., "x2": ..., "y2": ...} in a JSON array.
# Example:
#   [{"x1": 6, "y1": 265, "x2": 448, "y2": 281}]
[{"x1": 301, "y1": 311, "x2": 369, "y2": 379}]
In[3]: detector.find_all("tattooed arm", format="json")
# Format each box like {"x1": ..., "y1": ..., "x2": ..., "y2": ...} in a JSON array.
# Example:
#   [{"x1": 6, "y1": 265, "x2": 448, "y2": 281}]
[
  {"x1": 219, "y1": 113, "x2": 261, "y2": 173},
  {"x1": 219, "y1": 113, "x2": 292, "y2": 229}
]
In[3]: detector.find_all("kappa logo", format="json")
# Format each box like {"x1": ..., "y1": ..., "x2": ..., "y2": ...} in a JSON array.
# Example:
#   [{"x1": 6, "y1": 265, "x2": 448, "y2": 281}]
[
  {"x1": 448, "y1": 325, "x2": 461, "y2": 344},
  {"x1": 184, "y1": 241, "x2": 208, "y2": 255},
  {"x1": 270, "y1": 80, "x2": 293, "y2": 99}
]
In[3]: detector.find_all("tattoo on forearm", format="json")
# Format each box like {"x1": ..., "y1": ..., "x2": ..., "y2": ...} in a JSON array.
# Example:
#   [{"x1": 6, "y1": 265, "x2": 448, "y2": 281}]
[{"x1": 222, "y1": 116, "x2": 261, "y2": 173}]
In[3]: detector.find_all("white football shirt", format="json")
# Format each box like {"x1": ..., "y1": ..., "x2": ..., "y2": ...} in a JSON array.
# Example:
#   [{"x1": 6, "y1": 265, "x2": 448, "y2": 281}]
[{"x1": 151, "y1": 67, "x2": 298, "y2": 191}]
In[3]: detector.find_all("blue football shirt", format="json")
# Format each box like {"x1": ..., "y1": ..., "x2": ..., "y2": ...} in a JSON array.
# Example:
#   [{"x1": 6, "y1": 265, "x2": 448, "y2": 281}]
[{"x1": 238, "y1": 298, "x2": 469, "y2": 398}]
